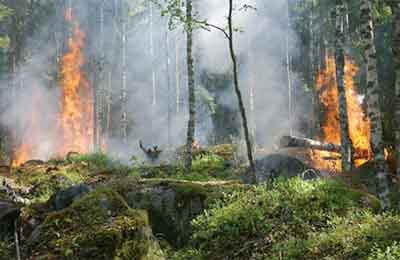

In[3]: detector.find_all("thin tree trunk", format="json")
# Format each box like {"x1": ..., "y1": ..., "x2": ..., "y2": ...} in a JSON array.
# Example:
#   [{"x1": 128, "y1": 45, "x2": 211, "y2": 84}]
[
  {"x1": 360, "y1": 0, "x2": 391, "y2": 209},
  {"x1": 392, "y1": 2, "x2": 400, "y2": 182},
  {"x1": 176, "y1": 32, "x2": 181, "y2": 114},
  {"x1": 334, "y1": 0, "x2": 353, "y2": 171},
  {"x1": 185, "y1": 0, "x2": 195, "y2": 173},
  {"x1": 150, "y1": 1, "x2": 157, "y2": 142},
  {"x1": 310, "y1": 0, "x2": 322, "y2": 138},
  {"x1": 227, "y1": 0, "x2": 256, "y2": 181},
  {"x1": 98, "y1": 0, "x2": 106, "y2": 151},
  {"x1": 120, "y1": 2, "x2": 128, "y2": 144},
  {"x1": 287, "y1": 0, "x2": 293, "y2": 136},
  {"x1": 165, "y1": 25, "x2": 172, "y2": 148}
]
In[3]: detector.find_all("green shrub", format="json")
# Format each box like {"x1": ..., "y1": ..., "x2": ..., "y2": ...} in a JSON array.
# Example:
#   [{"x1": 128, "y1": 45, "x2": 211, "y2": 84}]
[
  {"x1": 68, "y1": 152, "x2": 115, "y2": 170},
  {"x1": 190, "y1": 178, "x2": 383, "y2": 259},
  {"x1": 368, "y1": 242, "x2": 400, "y2": 260},
  {"x1": 133, "y1": 154, "x2": 234, "y2": 182}
]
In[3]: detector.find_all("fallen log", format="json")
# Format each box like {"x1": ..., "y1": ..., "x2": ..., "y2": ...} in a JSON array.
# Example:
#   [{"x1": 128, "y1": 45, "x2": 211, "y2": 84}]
[{"x1": 279, "y1": 136, "x2": 341, "y2": 153}]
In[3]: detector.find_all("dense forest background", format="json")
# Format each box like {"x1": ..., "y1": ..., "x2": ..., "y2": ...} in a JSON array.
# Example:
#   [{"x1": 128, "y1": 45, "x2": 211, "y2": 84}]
[{"x1": 0, "y1": 0, "x2": 397, "y2": 167}]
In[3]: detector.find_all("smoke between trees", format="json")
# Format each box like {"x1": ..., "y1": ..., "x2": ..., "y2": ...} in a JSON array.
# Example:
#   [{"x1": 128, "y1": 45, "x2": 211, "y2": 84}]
[{"x1": 0, "y1": 0, "x2": 304, "y2": 163}]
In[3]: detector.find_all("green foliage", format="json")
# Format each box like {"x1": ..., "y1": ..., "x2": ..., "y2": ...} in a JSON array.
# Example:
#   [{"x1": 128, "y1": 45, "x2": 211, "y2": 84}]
[
  {"x1": 133, "y1": 154, "x2": 233, "y2": 181},
  {"x1": 0, "y1": 36, "x2": 10, "y2": 48},
  {"x1": 0, "y1": 4, "x2": 13, "y2": 22},
  {"x1": 368, "y1": 242, "x2": 400, "y2": 260},
  {"x1": 0, "y1": 240, "x2": 14, "y2": 260},
  {"x1": 67, "y1": 152, "x2": 115, "y2": 169},
  {"x1": 188, "y1": 178, "x2": 384, "y2": 259},
  {"x1": 15, "y1": 167, "x2": 86, "y2": 203}
]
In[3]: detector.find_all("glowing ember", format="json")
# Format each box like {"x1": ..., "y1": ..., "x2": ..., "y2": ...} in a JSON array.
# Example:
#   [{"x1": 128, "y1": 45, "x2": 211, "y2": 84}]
[
  {"x1": 58, "y1": 8, "x2": 93, "y2": 155},
  {"x1": 311, "y1": 56, "x2": 372, "y2": 171}
]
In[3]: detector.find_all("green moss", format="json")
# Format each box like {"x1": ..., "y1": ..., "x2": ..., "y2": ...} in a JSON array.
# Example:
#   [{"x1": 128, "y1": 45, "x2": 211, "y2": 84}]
[
  {"x1": 29, "y1": 189, "x2": 163, "y2": 260},
  {"x1": 15, "y1": 169, "x2": 86, "y2": 203},
  {"x1": 107, "y1": 177, "x2": 247, "y2": 248},
  {"x1": 190, "y1": 178, "x2": 386, "y2": 259}
]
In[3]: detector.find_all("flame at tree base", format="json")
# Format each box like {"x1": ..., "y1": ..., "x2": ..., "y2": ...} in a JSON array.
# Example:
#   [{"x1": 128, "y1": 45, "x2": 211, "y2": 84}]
[
  {"x1": 311, "y1": 56, "x2": 372, "y2": 172},
  {"x1": 58, "y1": 12, "x2": 94, "y2": 156},
  {"x1": 12, "y1": 8, "x2": 94, "y2": 166}
]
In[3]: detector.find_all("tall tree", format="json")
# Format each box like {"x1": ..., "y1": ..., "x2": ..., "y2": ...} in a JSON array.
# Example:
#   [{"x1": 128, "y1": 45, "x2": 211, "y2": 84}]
[
  {"x1": 226, "y1": 0, "x2": 255, "y2": 179},
  {"x1": 120, "y1": 0, "x2": 128, "y2": 144},
  {"x1": 391, "y1": 1, "x2": 400, "y2": 180},
  {"x1": 360, "y1": 0, "x2": 391, "y2": 209},
  {"x1": 203, "y1": 0, "x2": 256, "y2": 181},
  {"x1": 287, "y1": 0, "x2": 293, "y2": 136},
  {"x1": 334, "y1": 0, "x2": 353, "y2": 171},
  {"x1": 185, "y1": 0, "x2": 196, "y2": 173}
]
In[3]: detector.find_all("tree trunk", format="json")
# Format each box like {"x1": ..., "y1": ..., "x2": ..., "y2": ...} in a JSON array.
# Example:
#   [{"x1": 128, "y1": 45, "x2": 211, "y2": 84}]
[
  {"x1": 392, "y1": 2, "x2": 400, "y2": 182},
  {"x1": 150, "y1": 1, "x2": 157, "y2": 142},
  {"x1": 287, "y1": 0, "x2": 293, "y2": 136},
  {"x1": 165, "y1": 25, "x2": 172, "y2": 148},
  {"x1": 98, "y1": 0, "x2": 106, "y2": 151},
  {"x1": 227, "y1": 0, "x2": 256, "y2": 181},
  {"x1": 185, "y1": 0, "x2": 195, "y2": 174},
  {"x1": 360, "y1": 0, "x2": 391, "y2": 209},
  {"x1": 334, "y1": 0, "x2": 353, "y2": 171},
  {"x1": 120, "y1": 1, "x2": 128, "y2": 144},
  {"x1": 175, "y1": 32, "x2": 181, "y2": 114}
]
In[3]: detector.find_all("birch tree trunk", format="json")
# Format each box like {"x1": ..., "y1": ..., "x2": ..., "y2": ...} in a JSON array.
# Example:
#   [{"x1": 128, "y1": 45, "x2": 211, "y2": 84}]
[
  {"x1": 227, "y1": 0, "x2": 256, "y2": 181},
  {"x1": 334, "y1": 0, "x2": 353, "y2": 171},
  {"x1": 360, "y1": 0, "x2": 391, "y2": 209},
  {"x1": 392, "y1": 2, "x2": 400, "y2": 181},
  {"x1": 176, "y1": 32, "x2": 181, "y2": 114},
  {"x1": 98, "y1": 0, "x2": 106, "y2": 151},
  {"x1": 310, "y1": 0, "x2": 322, "y2": 138},
  {"x1": 120, "y1": 2, "x2": 128, "y2": 144},
  {"x1": 286, "y1": 0, "x2": 293, "y2": 136},
  {"x1": 150, "y1": 1, "x2": 157, "y2": 142},
  {"x1": 165, "y1": 26, "x2": 172, "y2": 148},
  {"x1": 185, "y1": 0, "x2": 195, "y2": 173}
]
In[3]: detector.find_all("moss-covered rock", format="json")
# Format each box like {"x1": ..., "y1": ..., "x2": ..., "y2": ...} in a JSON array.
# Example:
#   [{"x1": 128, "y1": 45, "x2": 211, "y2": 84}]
[
  {"x1": 108, "y1": 177, "x2": 247, "y2": 247},
  {"x1": 187, "y1": 178, "x2": 383, "y2": 259},
  {"x1": 27, "y1": 189, "x2": 164, "y2": 260}
]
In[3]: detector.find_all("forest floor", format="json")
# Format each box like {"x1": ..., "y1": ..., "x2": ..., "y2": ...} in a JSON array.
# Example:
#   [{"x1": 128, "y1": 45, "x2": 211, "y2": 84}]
[{"x1": 1, "y1": 145, "x2": 400, "y2": 259}]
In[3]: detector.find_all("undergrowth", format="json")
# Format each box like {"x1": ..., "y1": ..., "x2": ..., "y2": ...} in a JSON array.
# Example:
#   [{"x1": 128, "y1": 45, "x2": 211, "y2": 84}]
[{"x1": 170, "y1": 178, "x2": 400, "y2": 260}]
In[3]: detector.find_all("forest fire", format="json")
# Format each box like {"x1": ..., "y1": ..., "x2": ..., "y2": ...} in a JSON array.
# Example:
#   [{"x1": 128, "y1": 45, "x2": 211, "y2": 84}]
[
  {"x1": 311, "y1": 56, "x2": 372, "y2": 171},
  {"x1": 12, "y1": 9, "x2": 93, "y2": 166},
  {"x1": 12, "y1": 87, "x2": 41, "y2": 166},
  {"x1": 58, "y1": 8, "x2": 93, "y2": 155}
]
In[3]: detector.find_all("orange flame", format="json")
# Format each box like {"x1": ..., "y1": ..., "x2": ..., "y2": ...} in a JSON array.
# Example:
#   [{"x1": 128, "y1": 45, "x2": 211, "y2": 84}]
[
  {"x1": 12, "y1": 8, "x2": 94, "y2": 166},
  {"x1": 58, "y1": 9, "x2": 93, "y2": 155},
  {"x1": 12, "y1": 86, "x2": 45, "y2": 166},
  {"x1": 311, "y1": 56, "x2": 372, "y2": 171}
]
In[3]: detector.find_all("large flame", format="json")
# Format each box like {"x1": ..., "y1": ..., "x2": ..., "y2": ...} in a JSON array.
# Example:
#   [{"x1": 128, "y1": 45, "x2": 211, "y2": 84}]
[
  {"x1": 12, "y1": 9, "x2": 93, "y2": 166},
  {"x1": 58, "y1": 8, "x2": 93, "y2": 155},
  {"x1": 311, "y1": 55, "x2": 372, "y2": 171}
]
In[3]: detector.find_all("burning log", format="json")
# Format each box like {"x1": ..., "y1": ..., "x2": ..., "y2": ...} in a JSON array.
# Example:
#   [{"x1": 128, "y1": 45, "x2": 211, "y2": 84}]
[{"x1": 279, "y1": 136, "x2": 341, "y2": 153}]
